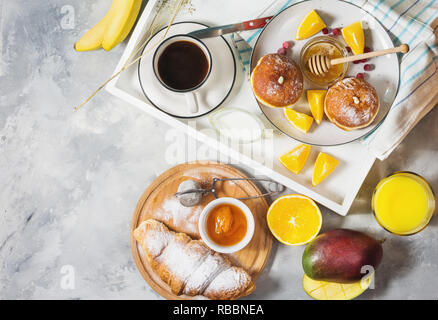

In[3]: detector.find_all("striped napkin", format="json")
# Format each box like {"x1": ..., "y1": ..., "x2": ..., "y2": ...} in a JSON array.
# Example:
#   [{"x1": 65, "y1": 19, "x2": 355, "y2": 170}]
[{"x1": 239, "y1": 0, "x2": 438, "y2": 160}]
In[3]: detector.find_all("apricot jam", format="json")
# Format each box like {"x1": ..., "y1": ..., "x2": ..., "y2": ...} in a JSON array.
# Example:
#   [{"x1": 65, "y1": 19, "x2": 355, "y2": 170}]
[{"x1": 206, "y1": 204, "x2": 247, "y2": 246}]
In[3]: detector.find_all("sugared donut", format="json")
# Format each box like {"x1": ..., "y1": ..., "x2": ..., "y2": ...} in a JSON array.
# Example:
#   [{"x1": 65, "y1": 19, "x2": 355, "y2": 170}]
[
  {"x1": 324, "y1": 77, "x2": 379, "y2": 131},
  {"x1": 251, "y1": 54, "x2": 304, "y2": 108}
]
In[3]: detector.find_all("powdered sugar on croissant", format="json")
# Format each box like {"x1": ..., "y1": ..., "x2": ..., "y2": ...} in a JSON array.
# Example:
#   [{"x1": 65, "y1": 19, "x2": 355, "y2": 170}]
[{"x1": 133, "y1": 219, "x2": 254, "y2": 299}]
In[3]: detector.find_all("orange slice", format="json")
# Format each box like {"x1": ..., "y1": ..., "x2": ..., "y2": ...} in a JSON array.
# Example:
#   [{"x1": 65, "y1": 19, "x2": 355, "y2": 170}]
[
  {"x1": 284, "y1": 108, "x2": 314, "y2": 134},
  {"x1": 279, "y1": 144, "x2": 312, "y2": 174},
  {"x1": 341, "y1": 21, "x2": 365, "y2": 55},
  {"x1": 307, "y1": 90, "x2": 327, "y2": 125},
  {"x1": 267, "y1": 194, "x2": 322, "y2": 246},
  {"x1": 312, "y1": 152, "x2": 340, "y2": 186},
  {"x1": 303, "y1": 273, "x2": 373, "y2": 300},
  {"x1": 296, "y1": 10, "x2": 326, "y2": 40}
]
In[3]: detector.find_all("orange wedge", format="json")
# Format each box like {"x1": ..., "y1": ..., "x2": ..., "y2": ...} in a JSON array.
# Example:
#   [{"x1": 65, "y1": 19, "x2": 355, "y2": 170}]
[
  {"x1": 267, "y1": 194, "x2": 322, "y2": 246},
  {"x1": 279, "y1": 144, "x2": 312, "y2": 174},
  {"x1": 303, "y1": 273, "x2": 374, "y2": 300},
  {"x1": 296, "y1": 10, "x2": 326, "y2": 40},
  {"x1": 312, "y1": 152, "x2": 340, "y2": 186},
  {"x1": 307, "y1": 90, "x2": 327, "y2": 125},
  {"x1": 342, "y1": 21, "x2": 365, "y2": 55},
  {"x1": 284, "y1": 108, "x2": 314, "y2": 133}
]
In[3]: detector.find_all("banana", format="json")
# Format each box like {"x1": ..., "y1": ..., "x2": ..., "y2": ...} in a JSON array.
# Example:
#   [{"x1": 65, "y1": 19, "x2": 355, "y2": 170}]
[
  {"x1": 74, "y1": 2, "x2": 117, "y2": 51},
  {"x1": 102, "y1": 0, "x2": 142, "y2": 51},
  {"x1": 75, "y1": 0, "x2": 142, "y2": 52}
]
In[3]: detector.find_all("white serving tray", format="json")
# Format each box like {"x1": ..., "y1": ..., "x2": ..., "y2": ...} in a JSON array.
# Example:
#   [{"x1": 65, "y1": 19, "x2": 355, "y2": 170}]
[{"x1": 106, "y1": 0, "x2": 376, "y2": 216}]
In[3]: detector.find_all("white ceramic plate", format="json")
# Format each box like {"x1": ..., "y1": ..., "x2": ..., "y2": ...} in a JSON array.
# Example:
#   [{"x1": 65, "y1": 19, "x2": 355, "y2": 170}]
[
  {"x1": 251, "y1": 0, "x2": 400, "y2": 146},
  {"x1": 138, "y1": 22, "x2": 236, "y2": 119}
]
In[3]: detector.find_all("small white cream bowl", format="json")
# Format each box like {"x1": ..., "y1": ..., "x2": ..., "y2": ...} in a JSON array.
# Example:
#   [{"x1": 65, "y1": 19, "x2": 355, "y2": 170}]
[{"x1": 199, "y1": 197, "x2": 255, "y2": 254}]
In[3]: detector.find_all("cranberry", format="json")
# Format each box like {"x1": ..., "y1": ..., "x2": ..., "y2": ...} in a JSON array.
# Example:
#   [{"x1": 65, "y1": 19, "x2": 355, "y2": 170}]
[
  {"x1": 364, "y1": 47, "x2": 371, "y2": 53},
  {"x1": 277, "y1": 47, "x2": 287, "y2": 55},
  {"x1": 353, "y1": 60, "x2": 360, "y2": 64},
  {"x1": 332, "y1": 28, "x2": 341, "y2": 36},
  {"x1": 360, "y1": 59, "x2": 368, "y2": 63},
  {"x1": 282, "y1": 41, "x2": 290, "y2": 49},
  {"x1": 322, "y1": 28, "x2": 329, "y2": 34},
  {"x1": 346, "y1": 46, "x2": 352, "y2": 53},
  {"x1": 364, "y1": 64, "x2": 373, "y2": 71},
  {"x1": 356, "y1": 73, "x2": 365, "y2": 79}
]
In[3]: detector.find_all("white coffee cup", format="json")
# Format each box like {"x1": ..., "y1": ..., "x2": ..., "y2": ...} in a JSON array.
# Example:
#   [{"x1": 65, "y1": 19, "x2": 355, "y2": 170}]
[
  {"x1": 152, "y1": 34, "x2": 212, "y2": 114},
  {"x1": 198, "y1": 197, "x2": 255, "y2": 254}
]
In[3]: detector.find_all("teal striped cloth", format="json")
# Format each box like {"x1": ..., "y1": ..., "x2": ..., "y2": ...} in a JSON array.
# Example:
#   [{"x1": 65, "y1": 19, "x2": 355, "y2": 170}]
[{"x1": 241, "y1": 0, "x2": 438, "y2": 160}]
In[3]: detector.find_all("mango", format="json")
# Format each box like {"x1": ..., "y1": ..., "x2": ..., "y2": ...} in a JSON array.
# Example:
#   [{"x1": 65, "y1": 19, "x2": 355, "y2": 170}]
[{"x1": 302, "y1": 229, "x2": 383, "y2": 283}]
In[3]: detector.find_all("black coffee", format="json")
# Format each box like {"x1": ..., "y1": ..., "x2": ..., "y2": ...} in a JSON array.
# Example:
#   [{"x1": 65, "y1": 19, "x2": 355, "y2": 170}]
[{"x1": 157, "y1": 40, "x2": 209, "y2": 91}]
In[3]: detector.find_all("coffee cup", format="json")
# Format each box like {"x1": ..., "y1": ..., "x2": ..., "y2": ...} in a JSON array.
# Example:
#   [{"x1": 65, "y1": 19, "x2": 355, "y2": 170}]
[{"x1": 152, "y1": 34, "x2": 212, "y2": 114}]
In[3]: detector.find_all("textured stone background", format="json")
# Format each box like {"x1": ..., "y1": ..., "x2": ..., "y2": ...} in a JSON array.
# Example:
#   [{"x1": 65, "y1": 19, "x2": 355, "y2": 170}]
[{"x1": 0, "y1": 0, "x2": 437, "y2": 299}]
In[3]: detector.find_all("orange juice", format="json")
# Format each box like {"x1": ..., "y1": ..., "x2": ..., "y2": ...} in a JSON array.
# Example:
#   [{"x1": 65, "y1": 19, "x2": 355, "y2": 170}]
[{"x1": 372, "y1": 172, "x2": 435, "y2": 235}]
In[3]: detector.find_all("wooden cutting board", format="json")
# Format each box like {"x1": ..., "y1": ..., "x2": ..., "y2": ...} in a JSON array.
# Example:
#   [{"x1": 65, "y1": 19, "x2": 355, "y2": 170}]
[{"x1": 130, "y1": 161, "x2": 273, "y2": 300}]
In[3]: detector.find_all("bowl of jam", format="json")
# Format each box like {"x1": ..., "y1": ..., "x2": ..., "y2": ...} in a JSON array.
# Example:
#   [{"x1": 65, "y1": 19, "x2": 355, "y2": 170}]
[{"x1": 199, "y1": 197, "x2": 255, "y2": 253}]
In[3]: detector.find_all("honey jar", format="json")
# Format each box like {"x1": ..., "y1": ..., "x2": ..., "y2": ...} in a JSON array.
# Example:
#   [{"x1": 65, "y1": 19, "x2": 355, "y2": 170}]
[{"x1": 300, "y1": 36, "x2": 348, "y2": 86}]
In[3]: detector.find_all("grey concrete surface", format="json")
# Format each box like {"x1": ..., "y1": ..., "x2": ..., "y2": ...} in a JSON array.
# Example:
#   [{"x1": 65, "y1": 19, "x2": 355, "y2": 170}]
[{"x1": 0, "y1": 0, "x2": 437, "y2": 300}]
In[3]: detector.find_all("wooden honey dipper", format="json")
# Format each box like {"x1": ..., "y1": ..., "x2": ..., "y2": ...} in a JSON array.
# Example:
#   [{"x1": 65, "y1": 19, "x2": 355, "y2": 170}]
[{"x1": 307, "y1": 44, "x2": 409, "y2": 76}]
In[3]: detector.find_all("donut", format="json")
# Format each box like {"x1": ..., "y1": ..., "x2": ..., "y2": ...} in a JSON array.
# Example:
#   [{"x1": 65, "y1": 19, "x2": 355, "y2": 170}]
[
  {"x1": 251, "y1": 54, "x2": 304, "y2": 108},
  {"x1": 324, "y1": 77, "x2": 379, "y2": 131}
]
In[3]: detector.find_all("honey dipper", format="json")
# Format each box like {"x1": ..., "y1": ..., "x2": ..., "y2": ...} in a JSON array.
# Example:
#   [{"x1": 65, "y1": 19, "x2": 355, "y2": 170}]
[{"x1": 307, "y1": 44, "x2": 409, "y2": 76}]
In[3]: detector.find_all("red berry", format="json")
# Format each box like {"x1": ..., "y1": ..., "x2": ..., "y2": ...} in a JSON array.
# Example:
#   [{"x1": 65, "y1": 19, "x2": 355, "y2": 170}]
[
  {"x1": 282, "y1": 41, "x2": 290, "y2": 49},
  {"x1": 364, "y1": 47, "x2": 371, "y2": 53},
  {"x1": 364, "y1": 64, "x2": 372, "y2": 71},
  {"x1": 353, "y1": 60, "x2": 360, "y2": 64},
  {"x1": 360, "y1": 59, "x2": 368, "y2": 63},
  {"x1": 322, "y1": 28, "x2": 329, "y2": 34},
  {"x1": 346, "y1": 46, "x2": 352, "y2": 53},
  {"x1": 356, "y1": 73, "x2": 365, "y2": 79},
  {"x1": 277, "y1": 47, "x2": 287, "y2": 55},
  {"x1": 332, "y1": 28, "x2": 341, "y2": 36}
]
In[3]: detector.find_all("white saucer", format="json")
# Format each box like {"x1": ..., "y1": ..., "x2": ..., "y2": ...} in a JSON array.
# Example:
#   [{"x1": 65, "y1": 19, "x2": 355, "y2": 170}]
[
  {"x1": 251, "y1": 0, "x2": 400, "y2": 146},
  {"x1": 138, "y1": 22, "x2": 236, "y2": 118}
]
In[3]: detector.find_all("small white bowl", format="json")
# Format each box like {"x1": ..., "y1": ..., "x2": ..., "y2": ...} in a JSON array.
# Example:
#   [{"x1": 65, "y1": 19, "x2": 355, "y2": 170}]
[{"x1": 199, "y1": 197, "x2": 255, "y2": 254}]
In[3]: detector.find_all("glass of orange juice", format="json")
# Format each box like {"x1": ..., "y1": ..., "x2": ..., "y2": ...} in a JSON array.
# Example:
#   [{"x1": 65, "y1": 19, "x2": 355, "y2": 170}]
[{"x1": 372, "y1": 172, "x2": 436, "y2": 235}]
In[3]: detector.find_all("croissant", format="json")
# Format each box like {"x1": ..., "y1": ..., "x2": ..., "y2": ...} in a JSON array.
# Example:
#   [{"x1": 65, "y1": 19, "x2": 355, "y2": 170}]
[{"x1": 133, "y1": 219, "x2": 254, "y2": 300}]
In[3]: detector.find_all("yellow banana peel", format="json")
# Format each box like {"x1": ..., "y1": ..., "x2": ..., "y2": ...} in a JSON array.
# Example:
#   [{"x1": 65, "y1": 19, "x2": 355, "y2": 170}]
[
  {"x1": 102, "y1": 0, "x2": 142, "y2": 51},
  {"x1": 75, "y1": 0, "x2": 142, "y2": 52}
]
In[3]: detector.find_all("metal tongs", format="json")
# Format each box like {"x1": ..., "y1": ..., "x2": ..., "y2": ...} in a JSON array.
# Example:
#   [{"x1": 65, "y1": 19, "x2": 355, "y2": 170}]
[{"x1": 174, "y1": 177, "x2": 284, "y2": 207}]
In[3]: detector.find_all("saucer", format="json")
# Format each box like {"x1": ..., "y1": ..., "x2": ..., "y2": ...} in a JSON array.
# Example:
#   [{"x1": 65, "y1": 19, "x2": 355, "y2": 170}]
[{"x1": 138, "y1": 22, "x2": 236, "y2": 118}]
